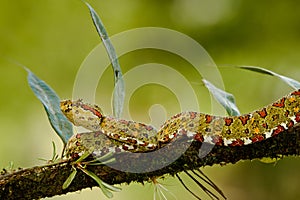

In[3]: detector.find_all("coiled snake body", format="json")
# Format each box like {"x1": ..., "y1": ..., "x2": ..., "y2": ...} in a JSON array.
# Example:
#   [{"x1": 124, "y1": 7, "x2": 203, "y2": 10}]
[{"x1": 61, "y1": 90, "x2": 300, "y2": 158}]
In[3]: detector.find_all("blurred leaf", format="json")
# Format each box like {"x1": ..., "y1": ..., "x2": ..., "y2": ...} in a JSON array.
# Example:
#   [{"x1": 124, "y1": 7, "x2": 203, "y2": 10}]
[
  {"x1": 8, "y1": 161, "x2": 14, "y2": 172},
  {"x1": 25, "y1": 68, "x2": 73, "y2": 144},
  {"x1": 258, "y1": 157, "x2": 278, "y2": 164},
  {"x1": 203, "y1": 79, "x2": 240, "y2": 116},
  {"x1": 84, "y1": 1, "x2": 125, "y2": 118},
  {"x1": 237, "y1": 65, "x2": 300, "y2": 90}
]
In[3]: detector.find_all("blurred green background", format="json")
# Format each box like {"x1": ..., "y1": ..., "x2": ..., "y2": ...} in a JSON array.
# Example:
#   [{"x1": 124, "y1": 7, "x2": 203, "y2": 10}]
[{"x1": 1, "y1": 0, "x2": 300, "y2": 199}]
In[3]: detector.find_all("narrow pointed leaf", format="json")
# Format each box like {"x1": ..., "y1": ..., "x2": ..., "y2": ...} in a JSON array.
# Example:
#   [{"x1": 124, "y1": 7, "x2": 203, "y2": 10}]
[
  {"x1": 203, "y1": 79, "x2": 240, "y2": 116},
  {"x1": 62, "y1": 168, "x2": 77, "y2": 190},
  {"x1": 81, "y1": 169, "x2": 113, "y2": 198},
  {"x1": 101, "y1": 182, "x2": 122, "y2": 192},
  {"x1": 51, "y1": 141, "x2": 59, "y2": 161},
  {"x1": 82, "y1": 168, "x2": 121, "y2": 192},
  {"x1": 75, "y1": 151, "x2": 91, "y2": 163},
  {"x1": 25, "y1": 68, "x2": 73, "y2": 144},
  {"x1": 84, "y1": 1, "x2": 125, "y2": 118},
  {"x1": 88, "y1": 152, "x2": 116, "y2": 165},
  {"x1": 89, "y1": 157, "x2": 116, "y2": 165},
  {"x1": 96, "y1": 152, "x2": 114, "y2": 161},
  {"x1": 238, "y1": 65, "x2": 300, "y2": 90}
]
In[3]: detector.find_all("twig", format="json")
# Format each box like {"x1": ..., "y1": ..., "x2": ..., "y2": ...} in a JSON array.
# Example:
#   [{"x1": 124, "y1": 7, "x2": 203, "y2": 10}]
[{"x1": 1, "y1": 125, "x2": 299, "y2": 199}]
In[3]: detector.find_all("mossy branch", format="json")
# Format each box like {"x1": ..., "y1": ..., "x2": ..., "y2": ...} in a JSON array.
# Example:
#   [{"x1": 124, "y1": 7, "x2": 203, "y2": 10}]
[{"x1": 1, "y1": 125, "x2": 300, "y2": 199}]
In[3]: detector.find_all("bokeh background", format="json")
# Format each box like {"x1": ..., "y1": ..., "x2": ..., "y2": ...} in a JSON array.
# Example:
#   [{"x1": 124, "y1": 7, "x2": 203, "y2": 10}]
[{"x1": 1, "y1": 0, "x2": 300, "y2": 199}]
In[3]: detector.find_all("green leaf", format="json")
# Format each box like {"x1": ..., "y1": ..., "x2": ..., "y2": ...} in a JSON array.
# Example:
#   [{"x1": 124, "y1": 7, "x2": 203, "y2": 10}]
[
  {"x1": 93, "y1": 152, "x2": 114, "y2": 162},
  {"x1": 237, "y1": 65, "x2": 300, "y2": 90},
  {"x1": 203, "y1": 79, "x2": 240, "y2": 116},
  {"x1": 51, "y1": 141, "x2": 59, "y2": 161},
  {"x1": 75, "y1": 151, "x2": 91, "y2": 164},
  {"x1": 88, "y1": 157, "x2": 116, "y2": 166},
  {"x1": 8, "y1": 161, "x2": 14, "y2": 171},
  {"x1": 87, "y1": 152, "x2": 116, "y2": 165},
  {"x1": 101, "y1": 181, "x2": 122, "y2": 192},
  {"x1": 62, "y1": 167, "x2": 77, "y2": 190},
  {"x1": 83, "y1": 1, "x2": 125, "y2": 118},
  {"x1": 81, "y1": 168, "x2": 121, "y2": 198},
  {"x1": 25, "y1": 68, "x2": 73, "y2": 144}
]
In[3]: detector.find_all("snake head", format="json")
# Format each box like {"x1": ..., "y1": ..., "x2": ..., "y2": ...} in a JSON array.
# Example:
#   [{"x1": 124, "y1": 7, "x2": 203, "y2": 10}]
[{"x1": 60, "y1": 99, "x2": 104, "y2": 131}]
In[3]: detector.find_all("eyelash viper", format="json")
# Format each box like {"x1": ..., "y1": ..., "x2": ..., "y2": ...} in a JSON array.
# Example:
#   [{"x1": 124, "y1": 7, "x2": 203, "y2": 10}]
[{"x1": 61, "y1": 89, "x2": 300, "y2": 158}]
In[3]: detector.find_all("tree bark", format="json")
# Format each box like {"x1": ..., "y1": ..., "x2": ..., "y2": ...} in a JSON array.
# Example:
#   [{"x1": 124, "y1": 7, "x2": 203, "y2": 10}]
[{"x1": 1, "y1": 124, "x2": 300, "y2": 199}]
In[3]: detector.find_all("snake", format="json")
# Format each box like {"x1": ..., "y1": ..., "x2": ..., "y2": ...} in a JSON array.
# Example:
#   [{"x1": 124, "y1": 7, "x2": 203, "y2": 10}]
[{"x1": 61, "y1": 89, "x2": 300, "y2": 158}]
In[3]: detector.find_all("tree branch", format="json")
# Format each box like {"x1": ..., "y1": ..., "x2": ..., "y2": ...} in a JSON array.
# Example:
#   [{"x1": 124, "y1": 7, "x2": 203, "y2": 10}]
[{"x1": 1, "y1": 124, "x2": 300, "y2": 199}]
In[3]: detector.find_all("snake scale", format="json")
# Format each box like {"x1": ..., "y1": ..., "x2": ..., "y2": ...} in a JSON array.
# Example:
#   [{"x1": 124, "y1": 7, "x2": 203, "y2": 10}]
[{"x1": 60, "y1": 89, "x2": 300, "y2": 158}]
